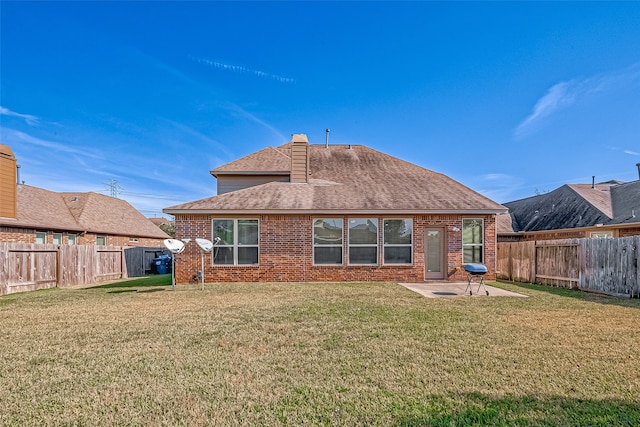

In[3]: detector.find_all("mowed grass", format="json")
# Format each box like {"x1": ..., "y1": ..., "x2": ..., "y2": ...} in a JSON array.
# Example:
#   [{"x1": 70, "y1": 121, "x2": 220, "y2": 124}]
[{"x1": 1, "y1": 278, "x2": 639, "y2": 426}]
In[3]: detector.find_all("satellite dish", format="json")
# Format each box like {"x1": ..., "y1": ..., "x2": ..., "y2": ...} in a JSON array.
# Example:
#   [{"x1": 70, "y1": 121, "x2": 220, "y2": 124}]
[
  {"x1": 195, "y1": 238, "x2": 214, "y2": 252},
  {"x1": 163, "y1": 239, "x2": 185, "y2": 254}
]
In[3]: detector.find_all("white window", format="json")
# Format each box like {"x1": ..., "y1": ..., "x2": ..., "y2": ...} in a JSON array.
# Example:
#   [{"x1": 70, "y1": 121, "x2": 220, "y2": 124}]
[
  {"x1": 463, "y1": 218, "x2": 484, "y2": 263},
  {"x1": 212, "y1": 219, "x2": 259, "y2": 265},
  {"x1": 590, "y1": 231, "x2": 613, "y2": 238},
  {"x1": 36, "y1": 232, "x2": 46, "y2": 244},
  {"x1": 96, "y1": 236, "x2": 106, "y2": 246},
  {"x1": 313, "y1": 218, "x2": 343, "y2": 265},
  {"x1": 129, "y1": 237, "x2": 139, "y2": 243},
  {"x1": 52, "y1": 233, "x2": 62, "y2": 245},
  {"x1": 348, "y1": 218, "x2": 378, "y2": 265},
  {"x1": 68, "y1": 234, "x2": 76, "y2": 245},
  {"x1": 383, "y1": 219, "x2": 413, "y2": 264}
]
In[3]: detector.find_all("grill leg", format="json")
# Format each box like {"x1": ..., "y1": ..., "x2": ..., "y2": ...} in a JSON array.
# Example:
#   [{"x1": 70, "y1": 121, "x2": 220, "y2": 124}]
[
  {"x1": 475, "y1": 275, "x2": 489, "y2": 296},
  {"x1": 465, "y1": 274, "x2": 473, "y2": 295}
]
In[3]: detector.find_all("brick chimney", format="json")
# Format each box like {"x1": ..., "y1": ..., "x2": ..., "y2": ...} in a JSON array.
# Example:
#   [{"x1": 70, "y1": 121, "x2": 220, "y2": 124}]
[
  {"x1": 290, "y1": 134, "x2": 309, "y2": 183},
  {"x1": 0, "y1": 144, "x2": 17, "y2": 219}
]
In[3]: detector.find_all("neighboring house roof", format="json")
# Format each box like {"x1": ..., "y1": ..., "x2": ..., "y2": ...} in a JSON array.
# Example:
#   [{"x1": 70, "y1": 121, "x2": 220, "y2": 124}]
[
  {"x1": 502, "y1": 179, "x2": 640, "y2": 233},
  {"x1": 609, "y1": 180, "x2": 640, "y2": 225},
  {"x1": 167, "y1": 143, "x2": 506, "y2": 214},
  {"x1": 496, "y1": 212, "x2": 515, "y2": 235},
  {"x1": 567, "y1": 183, "x2": 614, "y2": 218},
  {"x1": 148, "y1": 217, "x2": 171, "y2": 227},
  {"x1": 0, "y1": 185, "x2": 169, "y2": 239}
]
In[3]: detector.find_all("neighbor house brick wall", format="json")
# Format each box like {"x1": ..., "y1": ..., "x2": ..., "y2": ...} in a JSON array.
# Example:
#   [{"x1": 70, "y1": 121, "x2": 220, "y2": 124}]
[
  {"x1": 0, "y1": 227, "x2": 164, "y2": 247},
  {"x1": 502, "y1": 226, "x2": 640, "y2": 241},
  {"x1": 174, "y1": 213, "x2": 497, "y2": 284},
  {"x1": 618, "y1": 227, "x2": 640, "y2": 237}
]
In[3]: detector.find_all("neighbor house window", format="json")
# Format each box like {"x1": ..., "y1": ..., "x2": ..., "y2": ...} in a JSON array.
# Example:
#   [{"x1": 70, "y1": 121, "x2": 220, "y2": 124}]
[
  {"x1": 383, "y1": 219, "x2": 412, "y2": 264},
  {"x1": 590, "y1": 231, "x2": 613, "y2": 238},
  {"x1": 96, "y1": 236, "x2": 106, "y2": 246},
  {"x1": 68, "y1": 234, "x2": 76, "y2": 245},
  {"x1": 129, "y1": 237, "x2": 139, "y2": 243},
  {"x1": 35, "y1": 232, "x2": 46, "y2": 244},
  {"x1": 52, "y1": 233, "x2": 62, "y2": 245},
  {"x1": 348, "y1": 218, "x2": 378, "y2": 265},
  {"x1": 212, "y1": 219, "x2": 259, "y2": 265},
  {"x1": 463, "y1": 218, "x2": 484, "y2": 263},
  {"x1": 313, "y1": 218, "x2": 343, "y2": 265}
]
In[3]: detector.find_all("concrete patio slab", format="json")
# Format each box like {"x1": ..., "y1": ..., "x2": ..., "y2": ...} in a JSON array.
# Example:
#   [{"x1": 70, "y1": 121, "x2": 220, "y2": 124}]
[{"x1": 399, "y1": 281, "x2": 528, "y2": 298}]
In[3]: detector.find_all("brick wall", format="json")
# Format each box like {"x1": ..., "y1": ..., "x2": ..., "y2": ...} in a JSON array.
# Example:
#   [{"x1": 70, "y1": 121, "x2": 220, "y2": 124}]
[
  {"x1": 174, "y1": 213, "x2": 497, "y2": 284},
  {"x1": 0, "y1": 227, "x2": 164, "y2": 247},
  {"x1": 618, "y1": 227, "x2": 640, "y2": 237}
]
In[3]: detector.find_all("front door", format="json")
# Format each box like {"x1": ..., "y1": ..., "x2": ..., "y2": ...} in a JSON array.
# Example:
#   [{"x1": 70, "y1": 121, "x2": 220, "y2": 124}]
[{"x1": 424, "y1": 227, "x2": 446, "y2": 280}]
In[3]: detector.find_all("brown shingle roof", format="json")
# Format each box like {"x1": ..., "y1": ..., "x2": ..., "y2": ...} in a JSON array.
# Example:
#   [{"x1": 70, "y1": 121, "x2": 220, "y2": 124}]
[
  {"x1": 211, "y1": 146, "x2": 291, "y2": 175},
  {"x1": 1, "y1": 185, "x2": 169, "y2": 239},
  {"x1": 168, "y1": 144, "x2": 506, "y2": 214}
]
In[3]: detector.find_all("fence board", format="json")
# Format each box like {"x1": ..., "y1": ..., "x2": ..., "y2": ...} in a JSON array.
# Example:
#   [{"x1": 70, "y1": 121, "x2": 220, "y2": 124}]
[
  {"x1": 1, "y1": 243, "x2": 127, "y2": 295},
  {"x1": 535, "y1": 242, "x2": 579, "y2": 288},
  {"x1": 124, "y1": 247, "x2": 167, "y2": 277},
  {"x1": 497, "y1": 236, "x2": 640, "y2": 297},
  {"x1": 580, "y1": 236, "x2": 639, "y2": 297}
]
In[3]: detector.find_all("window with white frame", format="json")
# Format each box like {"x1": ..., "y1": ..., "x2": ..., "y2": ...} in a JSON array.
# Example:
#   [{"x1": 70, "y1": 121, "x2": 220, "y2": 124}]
[
  {"x1": 590, "y1": 231, "x2": 613, "y2": 238},
  {"x1": 383, "y1": 219, "x2": 412, "y2": 264},
  {"x1": 462, "y1": 218, "x2": 484, "y2": 263},
  {"x1": 348, "y1": 218, "x2": 378, "y2": 265},
  {"x1": 313, "y1": 218, "x2": 343, "y2": 265},
  {"x1": 36, "y1": 232, "x2": 46, "y2": 244},
  {"x1": 52, "y1": 233, "x2": 62, "y2": 245},
  {"x1": 68, "y1": 234, "x2": 77, "y2": 245},
  {"x1": 212, "y1": 219, "x2": 259, "y2": 265}
]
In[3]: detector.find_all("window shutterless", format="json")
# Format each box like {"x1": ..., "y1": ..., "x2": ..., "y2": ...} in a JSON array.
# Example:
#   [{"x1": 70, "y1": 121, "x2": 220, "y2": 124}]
[
  {"x1": 212, "y1": 219, "x2": 259, "y2": 265},
  {"x1": 313, "y1": 218, "x2": 343, "y2": 265},
  {"x1": 462, "y1": 218, "x2": 484, "y2": 263},
  {"x1": 348, "y1": 218, "x2": 378, "y2": 265},
  {"x1": 383, "y1": 219, "x2": 412, "y2": 264}
]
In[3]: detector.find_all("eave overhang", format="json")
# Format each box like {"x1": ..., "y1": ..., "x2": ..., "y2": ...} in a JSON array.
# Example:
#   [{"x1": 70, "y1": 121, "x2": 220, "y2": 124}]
[
  {"x1": 164, "y1": 208, "x2": 508, "y2": 216},
  {"x1": 210, "y1": 171, "x2": 290, "y2": 177}
]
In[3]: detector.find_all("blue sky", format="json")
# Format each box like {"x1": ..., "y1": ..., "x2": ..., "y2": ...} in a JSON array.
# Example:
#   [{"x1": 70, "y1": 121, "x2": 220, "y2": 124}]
[{"x1": 2, "y1": 2, "x2": 639, "y2": 218}]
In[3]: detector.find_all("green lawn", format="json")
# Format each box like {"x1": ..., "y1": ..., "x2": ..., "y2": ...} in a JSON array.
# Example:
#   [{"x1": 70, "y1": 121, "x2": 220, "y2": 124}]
[{"x1": 1, "y1": 278, "x2": 638, "y2": 426}]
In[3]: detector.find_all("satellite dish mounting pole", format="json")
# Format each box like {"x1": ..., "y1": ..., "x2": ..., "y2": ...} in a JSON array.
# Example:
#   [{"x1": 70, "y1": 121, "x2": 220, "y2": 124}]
[
  {"x1": 163, "y1": 239, "x2": 186, "y2": 291},
  {"x1": 172, "y1": 256, "x2": 176, "y2": 290},
  {"x1": 200, "y1": 250, "x2": 205, "y2": 291},
  {"x1": 195, "y1": 238, "x2": 214, "y2": 291}
]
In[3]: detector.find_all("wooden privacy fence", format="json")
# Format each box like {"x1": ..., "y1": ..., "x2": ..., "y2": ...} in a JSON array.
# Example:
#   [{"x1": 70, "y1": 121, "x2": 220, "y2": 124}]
[
  {"x1": 497, "y1": 236, "x2": 640, "y2": 297},
  {"x1": 0, "y1": 243, "x2": 127, "y2": 296},
  {"x1": 124, "y1": 246, "x2": 167, "y2": 277}
]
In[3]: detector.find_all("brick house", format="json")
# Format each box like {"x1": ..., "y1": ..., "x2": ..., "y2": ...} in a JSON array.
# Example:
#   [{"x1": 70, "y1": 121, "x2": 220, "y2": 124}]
[
  {"x1": 164, "y1": 134, "x2": 506, "y2": 284},
  {"x1": 498, "y1": 172, "x2": 640, "y2": 242},
  {"x1": 0, "y1": 144, "x2": 169, "y2": 246}
]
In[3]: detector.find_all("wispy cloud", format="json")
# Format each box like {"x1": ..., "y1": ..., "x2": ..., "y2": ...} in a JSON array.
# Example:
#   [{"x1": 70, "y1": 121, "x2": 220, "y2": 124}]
[
  {"x1": 607, "y1": 145, "x2": 640, "y2": 157},
  {"x1": 0, "y1": 106, "x2": 40, "y2": 126},
  {"x1": 2, "y1": 127, "x2": 104, "y2": 159},
  {"x1": 190, "y1": 55, "x2": 296, "y2": 83},
  {"x1": 515, "y1": 62, "x2": 640, "y2": 138}
]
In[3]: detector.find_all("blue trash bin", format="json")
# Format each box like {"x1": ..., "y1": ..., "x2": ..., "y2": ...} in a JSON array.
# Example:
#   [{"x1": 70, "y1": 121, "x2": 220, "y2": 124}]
[{"x1": 152, "y1": 256, "x2": 169, "y2": 274}]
